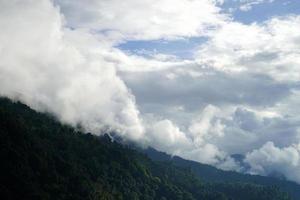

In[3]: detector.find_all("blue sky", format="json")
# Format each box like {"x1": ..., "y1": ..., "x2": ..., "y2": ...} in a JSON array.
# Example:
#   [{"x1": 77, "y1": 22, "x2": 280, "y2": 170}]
[
  {"x1": 117, "y1": 37, "x2": 208, "y2": 59},
  {"x1": 227, "y1": 0, "x2": 300, "y2": 23}
]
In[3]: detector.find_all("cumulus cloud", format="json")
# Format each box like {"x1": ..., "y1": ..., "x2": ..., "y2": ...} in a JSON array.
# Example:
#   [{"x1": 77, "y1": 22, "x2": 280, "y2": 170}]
[
  {"x1": 145, "y1": 117, "x2": 239, "y2": 170},
  {"x1": 188, "y1": 105, "x2": 225, "y2": 144},
  {"x1": 209, "y1": 107, "x2": 300, "y2": 154},
  {"x1": 245, "y1": 142, "x2": 300, "y2": 183},
  {"x1": 54, "y1": 0, "x2": 228, "y2": 41},
  {"x1": 196, "y1": 16, "x2": 300, "y2": 82},
  {"x1": 147, "y1": 119, "x2": 191, "y2": 154}
]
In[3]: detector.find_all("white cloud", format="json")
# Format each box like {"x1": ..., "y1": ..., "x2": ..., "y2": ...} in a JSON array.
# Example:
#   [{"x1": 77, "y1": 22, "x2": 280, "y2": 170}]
[
  {"x1": 245, "y1": 142, "x2": 300, "y2": 183},
  {"x1": 196, "y1": 16, "x2": 300, "y2": 82},
  {"x1": 0, "y1": 0, "x2": 144, "y2": 141},
  {"x1": 145, "y1": 117, "x2": 240, "y2": 170},
  {"x1": 147, "y1": 119, "x2": 191, "y2": 153},
  {"x1": 189, "y1": 105, "x2": 225, "y2": 145},
  {"x1": 54, "y1": 0, "x2": 228, "y2": 41}
]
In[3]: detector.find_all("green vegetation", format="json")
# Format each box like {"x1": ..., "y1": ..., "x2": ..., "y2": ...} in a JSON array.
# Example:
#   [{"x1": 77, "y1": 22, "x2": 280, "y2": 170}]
[
  {"x1": 143, "y1": 148, "x2": 300, "y2": 199},
  {"x1": 0, "y1": 98, "x2": 292, "y2": 200}
]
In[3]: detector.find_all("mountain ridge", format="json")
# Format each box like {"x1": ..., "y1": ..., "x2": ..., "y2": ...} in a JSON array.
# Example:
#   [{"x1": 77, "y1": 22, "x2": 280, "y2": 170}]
[{"x1": 140, "y1": 147, "x2": 300, "y2": 199}]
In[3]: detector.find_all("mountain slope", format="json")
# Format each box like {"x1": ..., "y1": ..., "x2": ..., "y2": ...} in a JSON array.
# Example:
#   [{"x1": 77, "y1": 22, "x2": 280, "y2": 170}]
[
  {"x1": 0, "y1": 97, "x2": 292, "y2": 200},
  {"x1": 142, "y1": 148, "x2": 300, "y2": 199}
]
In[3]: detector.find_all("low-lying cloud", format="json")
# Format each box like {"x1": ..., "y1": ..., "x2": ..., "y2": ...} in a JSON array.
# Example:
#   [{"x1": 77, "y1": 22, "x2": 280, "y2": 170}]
[{"x1": 0, "y1": 0, "x2": 144, "y2": 141}]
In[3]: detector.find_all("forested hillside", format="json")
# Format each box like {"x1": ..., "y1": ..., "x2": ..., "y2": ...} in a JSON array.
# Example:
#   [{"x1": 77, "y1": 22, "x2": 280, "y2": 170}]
[
  {"x1": 142, "y1": 148, "x2": 300, "y2": 200},
  {"x1": 0, "y1": 98, "x2": 293, "y2": 200}
]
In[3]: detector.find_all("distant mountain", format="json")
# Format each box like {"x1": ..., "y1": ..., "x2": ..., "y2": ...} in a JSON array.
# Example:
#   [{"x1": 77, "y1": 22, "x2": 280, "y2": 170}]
[
  {"x1": 141, "y1": 147, "x2": 300, "y2": 200},
  {"x1": 0, "y1": 97, "x2": 294, "y2": 200},
  {"x1": 230, "y1": 154, "x2": 286, "y2": 180},
  {"x1": 230, "y1": 154, "x2": 247, "y2": 168}
]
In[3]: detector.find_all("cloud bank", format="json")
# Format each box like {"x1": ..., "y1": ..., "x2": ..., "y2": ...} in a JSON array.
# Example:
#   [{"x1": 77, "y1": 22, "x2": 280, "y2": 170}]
[{"x1": 0, "y1": 0, "x2": 144, "y2": 141}]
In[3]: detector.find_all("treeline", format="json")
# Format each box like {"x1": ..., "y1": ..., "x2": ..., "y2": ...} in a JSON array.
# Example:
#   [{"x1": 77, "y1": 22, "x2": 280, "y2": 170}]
[{"x1": 0, "y1": 98, "x2": 291, "y2": 200}]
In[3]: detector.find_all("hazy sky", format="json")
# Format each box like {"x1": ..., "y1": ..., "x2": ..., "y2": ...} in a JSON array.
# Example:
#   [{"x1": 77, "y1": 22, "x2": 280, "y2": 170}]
[{"x1": 1, "y1": 0, "x2": 300, "y2": 183}]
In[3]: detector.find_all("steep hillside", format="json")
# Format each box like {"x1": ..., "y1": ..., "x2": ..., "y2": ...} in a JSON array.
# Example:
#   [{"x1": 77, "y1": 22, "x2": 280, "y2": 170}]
[
  {"x1": 0, "y1": 98, "x2": 292, "y2": 200},
  {"x1": 142, "y1": 148, "x2": 300, "y2": 199}
]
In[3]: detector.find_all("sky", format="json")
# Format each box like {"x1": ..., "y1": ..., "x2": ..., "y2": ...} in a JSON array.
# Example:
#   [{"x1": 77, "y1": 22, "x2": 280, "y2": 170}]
[{"x1": 1, "y1": 0, "x2": 300, "y2": 183}]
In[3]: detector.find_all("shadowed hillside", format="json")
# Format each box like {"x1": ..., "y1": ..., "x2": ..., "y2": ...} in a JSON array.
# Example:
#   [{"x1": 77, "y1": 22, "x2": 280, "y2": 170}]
[
  {"x1": 142, "y1": 148, "x2": 300, "y2": 200},
  {"x1": 0, "y1": 97, "x2": 293, "y2": 200}
]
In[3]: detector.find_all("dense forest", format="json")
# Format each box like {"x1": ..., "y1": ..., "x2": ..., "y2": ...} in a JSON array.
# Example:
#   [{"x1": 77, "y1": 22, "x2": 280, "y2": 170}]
[
  {"x1": 0, "y1": 97, "x2": 295, "y2": 200},
  {"x1": 142, "y1": 148, "x2": 300, "y2": 199}
]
